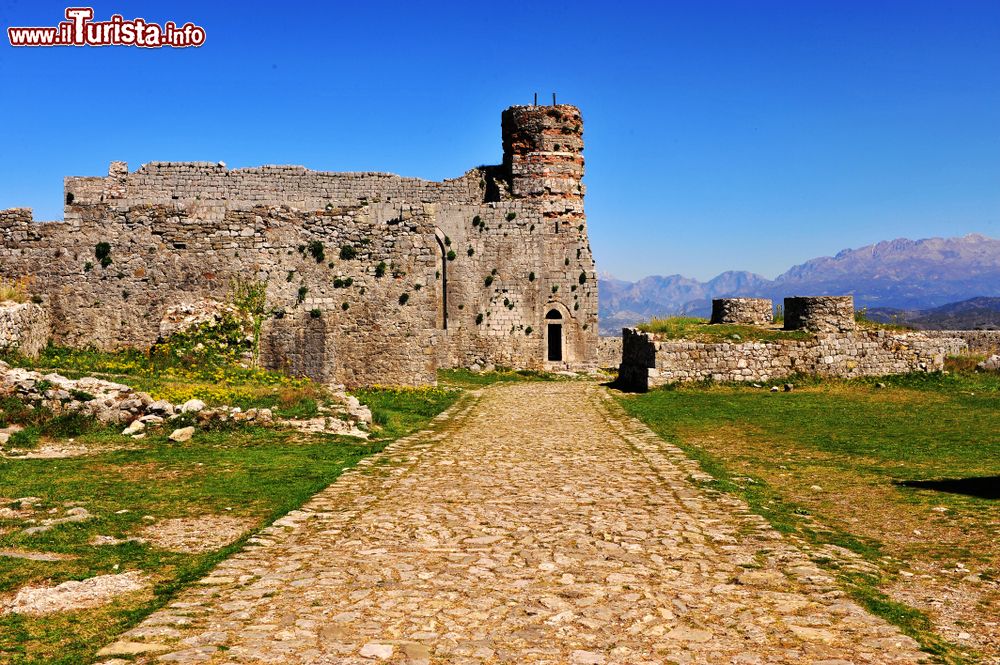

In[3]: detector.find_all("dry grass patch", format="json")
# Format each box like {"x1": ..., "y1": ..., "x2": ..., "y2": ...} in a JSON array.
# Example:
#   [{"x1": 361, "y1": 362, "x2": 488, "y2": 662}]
[{"x1": 0, "y1": 277, "x2": 32, "y2": 304}]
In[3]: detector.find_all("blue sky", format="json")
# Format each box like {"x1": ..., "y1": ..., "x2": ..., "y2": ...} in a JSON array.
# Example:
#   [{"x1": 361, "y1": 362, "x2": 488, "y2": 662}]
[{"x1": 1, "y1": 0, "x2": 997, "y2": 281}]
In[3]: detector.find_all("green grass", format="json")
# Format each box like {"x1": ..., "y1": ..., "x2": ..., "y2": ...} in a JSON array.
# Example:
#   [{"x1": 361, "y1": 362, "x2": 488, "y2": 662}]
[
  {"x1": 0, "y1": 348, "x2": 460, "y2": 664},
  {"x1": 350, "y1": 386, "x2": 459, "y2": 440},
  {"x1": 437, "y1": 367, "x2": 561, "y2": 389},
  {"x1": 2, "y1": 345, "x2": 329, "y2": 415},
  {"x1": 616, "y1": 370, "x2": 1000, "y2": 664},
  {"x1": 635, "y1": 316, "x2": 813, "y2": 342}
]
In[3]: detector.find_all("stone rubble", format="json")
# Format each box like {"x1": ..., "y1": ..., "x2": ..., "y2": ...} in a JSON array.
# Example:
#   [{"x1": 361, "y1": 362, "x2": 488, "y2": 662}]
[
  {"x1": 0, "y1": 360, "x2": 373, "y2": 445},
  {"x1": 1, "y1": 571, "x2": 145, "y2": 615},
  {"x1": 22, "y1": 506, "x2": 92, "y2": 534},
  {"x1": 977, "y1": 354, "x2": 1000, "y2": 371}
]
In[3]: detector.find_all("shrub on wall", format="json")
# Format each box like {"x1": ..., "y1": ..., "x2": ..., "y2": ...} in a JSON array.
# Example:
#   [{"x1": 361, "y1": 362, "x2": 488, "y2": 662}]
[
  {"x1": 307, "y1": 240, "x2": 325, "y2": 263},
  {"x1": 375, "y1": 261, "x2": 387, "y2": 278},
  {"x1": 229, "y1": 277, "x2": 268, "y2": 367},
  {"x1": 339, "y1": 245, "x2": 357, "y2": 260},
  {"x1": 152, "y1": 307, "x2": 254, "y2": 369},
  {"x1": 94, "y1": 242, "x2": 112, "y2": 268}
]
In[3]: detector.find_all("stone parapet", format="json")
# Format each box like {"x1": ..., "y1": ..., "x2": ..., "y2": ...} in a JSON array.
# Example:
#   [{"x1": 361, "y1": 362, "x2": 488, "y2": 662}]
[{"x1": 618, "y1": 326, "x2": 952, "y2": 392}]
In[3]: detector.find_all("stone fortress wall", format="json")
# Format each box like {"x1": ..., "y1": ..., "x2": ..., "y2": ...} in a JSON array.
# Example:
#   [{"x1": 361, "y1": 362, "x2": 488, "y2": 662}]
[
  {"x1": 618, "y1": 296, "x2": 975, "y2": 391},
  {"x1": 0, "y1": 105, "x2": 599, "y2": 386}
]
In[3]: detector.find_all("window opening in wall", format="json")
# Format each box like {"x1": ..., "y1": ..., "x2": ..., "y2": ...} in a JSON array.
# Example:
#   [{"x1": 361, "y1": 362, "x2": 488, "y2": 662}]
[
  {"x1": 545, "y1": 308, "x2": 563, "y2": 361},
  {"x1": 435, "y1": 233, "x2": 448, "y2": 329}
]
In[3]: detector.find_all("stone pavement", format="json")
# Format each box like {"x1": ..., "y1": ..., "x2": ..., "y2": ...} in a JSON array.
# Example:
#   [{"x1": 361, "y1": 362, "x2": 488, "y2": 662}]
[{"x1": 98, "y1": 382, "x2": 928, "y2": 664}]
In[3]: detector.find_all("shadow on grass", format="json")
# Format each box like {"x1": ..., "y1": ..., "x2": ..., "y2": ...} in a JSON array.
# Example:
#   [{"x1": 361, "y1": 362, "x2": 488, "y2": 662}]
[{"x1": 897, "y1": 476, "x2": 1000, "y2": 500}]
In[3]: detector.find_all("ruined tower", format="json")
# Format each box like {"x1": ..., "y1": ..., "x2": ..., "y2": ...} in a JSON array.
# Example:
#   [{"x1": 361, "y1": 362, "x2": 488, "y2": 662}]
[{"x1": 502, "y1": 105, "x2": 585, "y2": 226}]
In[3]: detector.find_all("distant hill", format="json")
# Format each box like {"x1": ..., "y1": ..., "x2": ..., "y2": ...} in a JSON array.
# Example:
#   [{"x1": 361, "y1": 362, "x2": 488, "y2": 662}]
[
  {"x1": 599, "y1": 234, "x2": 1000, "y2": 335},
  {"x1": 866, "y1": 297, "x2": 1000, "y2": 330}
]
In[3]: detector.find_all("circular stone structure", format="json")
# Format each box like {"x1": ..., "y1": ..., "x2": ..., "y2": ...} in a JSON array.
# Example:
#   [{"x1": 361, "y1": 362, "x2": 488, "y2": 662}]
[
  {"x1": 710, "y1": 298, "x2": 773, "y2": 326},
  {"x1": 783, "y1": 295, "x2": 855, "y2": 332}
]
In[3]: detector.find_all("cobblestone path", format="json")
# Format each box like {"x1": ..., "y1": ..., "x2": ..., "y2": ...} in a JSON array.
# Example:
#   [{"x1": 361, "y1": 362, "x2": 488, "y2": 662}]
[{"x1": 99, "y1": 382, "x2": 928, "y2": 664}]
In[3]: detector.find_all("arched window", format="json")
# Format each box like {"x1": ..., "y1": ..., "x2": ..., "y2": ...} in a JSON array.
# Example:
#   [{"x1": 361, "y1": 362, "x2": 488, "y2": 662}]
[{"x1": 545, "y1": 309, "x2": 563, "y2": 361}]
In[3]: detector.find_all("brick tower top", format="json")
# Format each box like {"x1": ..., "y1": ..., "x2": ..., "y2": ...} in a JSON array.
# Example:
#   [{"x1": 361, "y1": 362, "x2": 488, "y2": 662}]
[{"x1": 501, "y1": 104, "x2": 584, "y2": 221}]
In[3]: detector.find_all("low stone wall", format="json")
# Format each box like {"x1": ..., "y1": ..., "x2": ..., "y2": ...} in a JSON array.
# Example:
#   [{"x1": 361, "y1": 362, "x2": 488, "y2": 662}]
[
  {"x1": 0, "y1": 303, "x2": 50, "y2": 358},
  {"x1": 618, "y1": 327, "x2": 954, "y2": 391},
  {"x1": 711, "y1": 298, "x2": 772, "y2": 325},
  {"x1": 784, "y1": 296, "x2": 855, "y2": 333},
  {"x1": 597, "y1": 336, "x2": 623, "y2": 368},
  {"x1": 922, "y1": 330, "x2": 1000, "y2": 356}
]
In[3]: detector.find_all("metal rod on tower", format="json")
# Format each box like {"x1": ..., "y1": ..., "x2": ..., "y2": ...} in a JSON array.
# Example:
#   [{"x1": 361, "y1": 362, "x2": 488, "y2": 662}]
[
  {"x1": 533, "y1": 92, "x2": 537, "y2": 106},
  {"x1": 552, "y1": 92, "x2": 557, "y2": 105}
]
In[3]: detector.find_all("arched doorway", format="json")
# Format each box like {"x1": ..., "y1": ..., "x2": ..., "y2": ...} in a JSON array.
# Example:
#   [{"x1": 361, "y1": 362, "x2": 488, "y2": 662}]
[{"x1": 545, "y1": 308, "x2": 563, "y2": 362}]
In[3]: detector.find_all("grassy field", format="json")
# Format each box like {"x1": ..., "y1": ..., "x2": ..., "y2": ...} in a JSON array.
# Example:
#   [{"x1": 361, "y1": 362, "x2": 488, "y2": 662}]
[
  {"x1": 636, "y1": 316, "x2": 813, "y2": 342},
  {"x1": 0, "y1": 347, "x2": 459, "y2": 665},
  {"x1": 616, "y1": 367, "x2": 1000, "y2": 664}
]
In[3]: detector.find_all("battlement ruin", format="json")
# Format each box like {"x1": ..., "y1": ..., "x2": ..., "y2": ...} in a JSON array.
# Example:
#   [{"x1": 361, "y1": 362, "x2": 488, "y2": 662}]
[{"x1": 0, "y1": 104, "x2": 598, "y2": 386}]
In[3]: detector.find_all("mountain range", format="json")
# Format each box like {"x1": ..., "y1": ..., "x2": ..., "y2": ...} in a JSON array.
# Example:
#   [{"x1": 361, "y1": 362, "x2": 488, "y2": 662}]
[
  {"x1": 866, "y1": 297, "x2": 1000, "y2": 330},
  {"x1": 599, "y1": 234, "x2": 1000, "y2": 335}
]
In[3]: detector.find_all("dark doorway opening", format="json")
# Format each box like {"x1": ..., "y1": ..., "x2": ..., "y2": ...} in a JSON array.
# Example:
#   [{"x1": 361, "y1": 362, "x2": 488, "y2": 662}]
[{"x1": 547, "y1": 324, "x2": 563, "y2": 361}]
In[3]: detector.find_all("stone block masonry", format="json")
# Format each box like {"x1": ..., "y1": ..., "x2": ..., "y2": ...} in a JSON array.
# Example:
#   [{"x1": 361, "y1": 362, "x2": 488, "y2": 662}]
[
  {"x1": 0, "y1": 104, "x2": 599, "y2": 386},
  {"x1": 597, "y1": 336, "x2": 623, "y2": 368},
  {"x1": 0, "y1": 303, "x2": 50, "y2": 358},
  {"x1": 784, "y1": 296, "x2": 856, "y2": 333},
  {"x1": 711, "y1": 298, "x2": 773, "y2": 325},
  {"x1": 922, "y1": 330, "x2": 1000, "y2": 356},
  {"x1": 618, "y1": 326, "x2": 954, "y2": 391}
]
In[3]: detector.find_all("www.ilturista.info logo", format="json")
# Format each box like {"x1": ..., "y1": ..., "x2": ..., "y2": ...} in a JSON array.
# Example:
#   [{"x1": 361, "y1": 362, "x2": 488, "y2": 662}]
[{"x1": 7, "y1": 8, "x2": 205, "y2": 48}]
